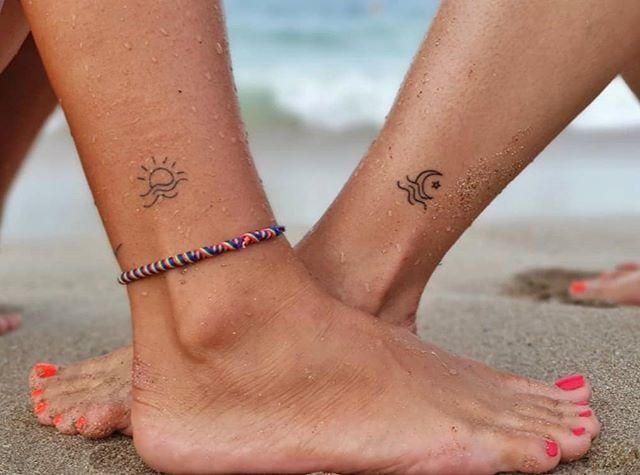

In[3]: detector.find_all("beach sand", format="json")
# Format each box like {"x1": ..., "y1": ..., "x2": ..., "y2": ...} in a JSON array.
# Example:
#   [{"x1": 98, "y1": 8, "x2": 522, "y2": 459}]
[{"x1": 0, "y1": 218, "x2": 639, "y2": 474}]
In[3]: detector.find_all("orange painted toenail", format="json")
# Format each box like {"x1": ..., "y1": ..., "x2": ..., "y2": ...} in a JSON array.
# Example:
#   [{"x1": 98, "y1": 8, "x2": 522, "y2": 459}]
[
  {"x1": 571, "y1": 427, "x2": 586, "y2": 436},
  {"x1": 34, "y1": 401, "x2": 47, "y2": 414},
  {"x1": 579, "y1": 409, "x2": 592, "y2": 417},
  {"x1": 575, "y1": 400, "x2": 588, "y2": 406},
  {"x1": 34, "y1": 363, "x2": 58, "y2": 378},
  {"x1": 545, "y1": 440, "x2": 558, "y2": 457},
  {"x1": 52, "y1": 414, "x2": 63, "y2": 425},
  {"x1": 30, "y1": 389, "x2": 44, "y2": 399},
  {"x1": 555, "y1": 374, "x2": 584, "y2": 390},
  {"x1": 75, "y1": 416, "x2": 87, "y2": 430},
  {"x1": 570, "y1": 281, "x2": 587, "y2": 294}
]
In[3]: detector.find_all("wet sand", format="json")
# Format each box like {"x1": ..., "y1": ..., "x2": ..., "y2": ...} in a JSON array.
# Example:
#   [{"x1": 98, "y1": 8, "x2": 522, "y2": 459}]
[{"x1": 0, "y1": 218, "x2": 639, "y2": 474}]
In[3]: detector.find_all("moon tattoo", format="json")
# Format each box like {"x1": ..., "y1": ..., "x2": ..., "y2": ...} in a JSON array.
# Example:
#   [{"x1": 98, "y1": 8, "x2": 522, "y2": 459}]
[
  {"x1": 137, "y1": 157, "x2": 188, "y2": 208},
  {"x1": 396, "y1": 169, "x2": 443, "y2": 209}
]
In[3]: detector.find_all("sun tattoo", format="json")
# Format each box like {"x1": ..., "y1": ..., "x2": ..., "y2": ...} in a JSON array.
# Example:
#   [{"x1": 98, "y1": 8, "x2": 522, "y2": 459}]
[
  {"x1": 137, "y1": 157, "x2": 188, "y2": 208},
  {"x1": 396, "y1": 169, "x2": 443, "y2": 209}
]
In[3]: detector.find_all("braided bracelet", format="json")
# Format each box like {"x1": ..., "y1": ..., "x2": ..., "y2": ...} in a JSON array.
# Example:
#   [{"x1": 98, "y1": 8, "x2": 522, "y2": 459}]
[{"x1": 118, "y1": 224, "x2": 285, "y2": 285}]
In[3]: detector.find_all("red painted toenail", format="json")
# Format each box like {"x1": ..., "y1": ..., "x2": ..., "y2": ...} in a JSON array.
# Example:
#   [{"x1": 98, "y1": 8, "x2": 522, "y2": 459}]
[
  {"x1": 34, "y1": 401, "x2": 47, "y2": 414},
  {"x1": 34, "y1": 363, "x2": 58, "y2": 378},
  {"x1": 575, "y1": 400, "x2": 588, "y2": 406},
  {"x1": 75, "y1": 416, "x2": 87, "y2": 430},
  {"x1": 571, "y1": 427, "x2": 586, "y2": 436},
  {"x1": 579, "y1": 409, "x2": 592, "y2": 417},
  {"x1": 570, "y1": 281, "x2": 587, "y2": 294},
  {"x1": 30, "y1": 389, "x2": 44, "y2": 399},
  {"x1": 545, "y1": 440, "x2": 558, "y2": 457},
  {"x1": 52, "y1": 414, "x2": 63, "y2": 425},
  {"x1": 555, "y1": 374, "x2": 584, "y2": 390}
]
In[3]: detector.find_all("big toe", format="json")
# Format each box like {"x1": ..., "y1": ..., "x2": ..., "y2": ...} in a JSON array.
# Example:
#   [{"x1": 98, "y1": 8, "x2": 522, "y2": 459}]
[
  {"x1": 568, "y1": 275, "x2": 640, "y2": 305},
  {"x1": 507, "y1": 372, "x2": 593, "y2": 404}
]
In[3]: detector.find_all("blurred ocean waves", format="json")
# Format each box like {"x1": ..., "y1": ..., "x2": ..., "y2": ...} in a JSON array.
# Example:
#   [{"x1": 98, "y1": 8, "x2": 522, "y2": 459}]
[{"x1": 43, "y1": 0, "x2": 640, "y2": 136}]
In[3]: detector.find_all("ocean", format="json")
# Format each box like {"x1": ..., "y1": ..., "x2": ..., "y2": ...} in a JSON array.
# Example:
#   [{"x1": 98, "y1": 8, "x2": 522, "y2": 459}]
[
  {"x1": 224, "y1": 0, "x2": 640, "y2": 133},
  {"x1": 43, "y1": 0, "x2": 640, "y2": 135},
  {"x1": 6, "y1": 0, "x2": 640, "y2": 240}
]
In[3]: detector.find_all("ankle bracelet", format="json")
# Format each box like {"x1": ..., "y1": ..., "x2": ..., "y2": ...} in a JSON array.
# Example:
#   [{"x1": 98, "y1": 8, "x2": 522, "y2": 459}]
[{"x1": 117, "y1": 224, "x2": 285, "y2": 285}]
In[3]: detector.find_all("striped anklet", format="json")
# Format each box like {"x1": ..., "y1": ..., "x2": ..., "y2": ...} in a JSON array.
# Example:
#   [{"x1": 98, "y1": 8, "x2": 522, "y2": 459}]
[{"x1": 117, "y1": 224, "x2": 285, "y2": 285}]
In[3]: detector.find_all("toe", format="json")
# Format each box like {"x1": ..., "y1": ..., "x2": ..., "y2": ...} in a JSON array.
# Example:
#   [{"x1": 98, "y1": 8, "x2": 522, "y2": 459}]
[
  {"x1": 563, "y1": 404, "x2": 601, "y2": 439},
  {"x1": 551, "y1": 374, "x2": 592, "y2": 402},
  {"x1": 506, "y1": 372, "x2": 592, "y2": 403},
  {"x1": 29, "y1": 362, "x2": 62, "y2": 392},
  {"x1": 53, "y1": 412, "x2": 81, "y2": 435},
  {"x1": 75, "y1": 405, "x2": 128, "y2": 438},
  {"x1": 34, "y1": 362, "x2": 59, "y2": 378},
  {"x1": 33, "y1": 400, "x2": 54, "y2": 426},
  {"x1": 512, "y1": 395, "x2": 600, "y2": 439},
  {"x1": 488, "y1": 429, "x2": 561, "y2": 474},
  {"x1": 499, "y1": 411, "x2": 592, "y2": 463},
  {"x1": 568, "y1": 279, "x2": 601, "y2": 300},
  {"x1": 568, "y1": 274, "x2": 640, "y2": 305},
  {"x1": 30, "y1": 387, "x2": 45, "y2": 402}
]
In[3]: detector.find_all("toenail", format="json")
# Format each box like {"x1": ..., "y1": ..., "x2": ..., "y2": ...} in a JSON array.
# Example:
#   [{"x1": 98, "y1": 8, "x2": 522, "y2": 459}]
[
  {"x1": 555, "y1": 373, "x2": 584, "y2": 390},
  {"x1": 75, "y1": 416, "x2": 87, "y2": 430},
  {"x1": 34, "y1": 363, "x2": 58, "y2": 378},
  {"x1": 569, "y1": 280, "x2": 587, "y2": 294},
  {"x1": 30, "y1": 389, "x2": 44, "y2": 399},
  {"x1": 34, "y1": 401, "x2": 47, "y2": 414},
  {"x1": 571, "y1": 427, "x2": 586, "y2": 436},
  {"x1": 575, "y1": 400, "x2": 588, "y2": 406},
  {"x1": 545, "y1": 440, "x2": 558, "y2": 457},
  {"x1": 578, "y1": 409, "x2": 592, "y2": 417},
  {"x1": 52, "y1": 414, "x2": 63, "y2": 425}
]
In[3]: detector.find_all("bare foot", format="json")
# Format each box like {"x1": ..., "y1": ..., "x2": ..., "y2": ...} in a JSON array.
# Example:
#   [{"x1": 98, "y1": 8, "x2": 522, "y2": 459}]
[
  {"x1": 29, "y1": 252, "x2": 599, "y2": 446},
  {"x1": 30, "y1": 344, "x2": 597, "y2": 445},
  {"x1": 29, "y1": 347, "x2": 131, "y2": 437},
  {"x1": 130, "y1": 281, "x2": 599, "y2": 474},
  {"x1": 569, "y1": 262, "x2": 640, "y2": 305},
  {"x1": 0, "y1": 311, "x2": 21, "y2": 335},
  {"x1": 29, "y1": 233, "x2": 426, "y2": 436}
]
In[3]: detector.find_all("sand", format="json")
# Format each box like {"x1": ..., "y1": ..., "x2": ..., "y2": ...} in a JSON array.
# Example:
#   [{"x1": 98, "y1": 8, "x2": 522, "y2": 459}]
[{"x1": 0, "y1": 218, "x2": 639, "y2": 474}]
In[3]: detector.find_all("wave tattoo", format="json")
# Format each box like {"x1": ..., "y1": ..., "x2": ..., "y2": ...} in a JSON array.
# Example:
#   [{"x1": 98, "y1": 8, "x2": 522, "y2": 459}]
[
  {"x1": 396, "y1": 169, "x2": 443, "y2": 209},
  {"x1": 137, "y1": 157, "x2": 188, "y2": 208}
]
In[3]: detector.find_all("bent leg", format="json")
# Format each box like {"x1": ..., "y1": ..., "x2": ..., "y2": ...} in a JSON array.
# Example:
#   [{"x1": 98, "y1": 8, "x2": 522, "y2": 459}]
[
  {"x1": 24, "y1": 1, "x2": 595, "y2": 472},
  {"x1": 574, "y1": 55, "x2": 640, "y2": 305},
  {"x1": 0, "y1": 35, "x2": 57, "y2": 214},
  {"x1": 298, "y1": 0, "x2": 640, "y2": 327},
  {"x1": 0, "y1": 0, "x2": 29, "y2": 74},
  {"x1": 0, "y1": 35, "x2": 57, "y2": 335}
]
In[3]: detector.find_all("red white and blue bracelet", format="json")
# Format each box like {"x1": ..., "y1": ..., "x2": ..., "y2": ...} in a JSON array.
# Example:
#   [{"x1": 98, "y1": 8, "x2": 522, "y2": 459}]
[{"x1": 117, "y1": 224, "x2": 285, "y2": 285}]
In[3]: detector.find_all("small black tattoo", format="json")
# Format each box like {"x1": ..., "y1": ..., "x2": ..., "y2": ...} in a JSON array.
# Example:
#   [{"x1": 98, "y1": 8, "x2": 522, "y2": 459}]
[
  {"x1": 114, "y1": 243, "x2": 123, "y2": 256},
  {"x1": 396, "y1": 169, "x2": 443, "y2": 209},
  {"x1": 138, "y1": 157, "x2": 188, "y2": 208}
]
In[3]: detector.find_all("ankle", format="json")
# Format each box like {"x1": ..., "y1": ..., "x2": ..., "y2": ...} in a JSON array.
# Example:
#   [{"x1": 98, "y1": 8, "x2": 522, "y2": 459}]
[
  {"x1": 296, "y1": 228, "x2": 431, "y2": 320},
  {"x1": 129, "y1": 238, "x2": 315, "y2": 354}
]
